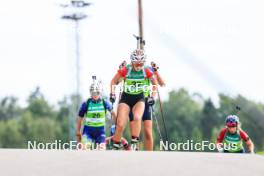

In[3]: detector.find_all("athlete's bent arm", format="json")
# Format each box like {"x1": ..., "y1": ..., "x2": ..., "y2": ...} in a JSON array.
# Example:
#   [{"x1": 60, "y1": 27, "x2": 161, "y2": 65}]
[
  {"x1": 76, "y1": 117, "x2": 83, "y2": 143},
  {"x1": 240, "y1": 130, "x2": 254, "y2": 153},
  {"x1": 154, "y1": 71, "x2": 165, "y2": 87},
  {"x1": 110, "y1": 73, "x2": 122, "y2": 94},
  {"x1": 246, "y1": 139, "x2": 254, "y2": 153},
  {"x1": 150, "y1": 62, "x2": 165, "y2": 87},
  {"x1": 150, "y1": 78, "x2": 158, "y2": 98},
  {"x1": 216, "y1": 128, "x2": 226, "y2": 152}
]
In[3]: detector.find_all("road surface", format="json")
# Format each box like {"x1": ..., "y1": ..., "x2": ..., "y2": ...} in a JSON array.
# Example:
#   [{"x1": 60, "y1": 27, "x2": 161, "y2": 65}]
[{"x1": 0, "y1": 149, "x2": 263, "y2": 176}]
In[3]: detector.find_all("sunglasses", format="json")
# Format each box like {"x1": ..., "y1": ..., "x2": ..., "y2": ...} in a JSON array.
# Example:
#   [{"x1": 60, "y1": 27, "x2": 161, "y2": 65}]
[
  {"x1": 226, "y1": 121, "x2": 238, "y2": 127},
  {"x1": 227, "y1": 126, "x2": 237, "y2": 128},
  {"x1": 91, "y1": 91, "x2": 100, "y2": 96},
  {"x1": 227, "y1": 124, "x2": 237, "y2": 128}
]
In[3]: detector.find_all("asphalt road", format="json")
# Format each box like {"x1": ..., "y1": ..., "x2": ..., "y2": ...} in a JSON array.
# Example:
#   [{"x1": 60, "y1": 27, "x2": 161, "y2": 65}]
[{"x1": 0, "y1": 149, "x2": 263, "y2": 176}]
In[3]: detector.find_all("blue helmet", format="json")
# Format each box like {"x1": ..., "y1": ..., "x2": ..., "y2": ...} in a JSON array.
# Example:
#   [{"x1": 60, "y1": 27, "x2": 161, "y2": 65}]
[
  {"x1": 225, "y1": 115, "x2": 239, "y2": 127},
  {"x1": 110, "y1": 125, "x2": 116, "y2": 136}
]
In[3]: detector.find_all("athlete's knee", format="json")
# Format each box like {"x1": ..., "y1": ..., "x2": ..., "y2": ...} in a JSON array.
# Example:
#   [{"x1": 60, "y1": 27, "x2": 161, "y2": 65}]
[
  {"x1": 117, "y1": 116, "x2": 127, "y2": 128},
  {"x1": 132, "y1": 113, "x2": 142, "y2": 121}
]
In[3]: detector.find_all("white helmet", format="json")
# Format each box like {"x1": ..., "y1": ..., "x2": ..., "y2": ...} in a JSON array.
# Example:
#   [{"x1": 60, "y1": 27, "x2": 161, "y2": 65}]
[
  {"x1": 130, "y1": 49, "x2": 146, "y2": 63},
  {"x1": 90, "y1": 80, "x2": 103, "y2": 96}
]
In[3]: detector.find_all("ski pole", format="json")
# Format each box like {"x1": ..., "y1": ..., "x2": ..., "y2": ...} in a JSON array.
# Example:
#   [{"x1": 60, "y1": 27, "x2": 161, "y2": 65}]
[
  {"x1": 151, "y1": 106, "x2": 164, "y2": 143},
  {"x1": 157, "y1": 88, "x2": 169, "y2": 143}
]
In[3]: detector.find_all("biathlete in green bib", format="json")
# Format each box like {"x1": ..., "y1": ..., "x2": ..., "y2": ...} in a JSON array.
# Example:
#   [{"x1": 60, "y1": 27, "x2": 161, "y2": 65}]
[
  {"x1": 76, "y1": 78, "x2": 116, "y2": 150},
  {"x1": 118, "y1": 60, "x2": 165, "y2": 151},
  {"x1": 109, "y1": 49, "x2": 158, "y2": 150},
  {"x1": 216, "y1": 115, "x2": 254, "y2": 153}
]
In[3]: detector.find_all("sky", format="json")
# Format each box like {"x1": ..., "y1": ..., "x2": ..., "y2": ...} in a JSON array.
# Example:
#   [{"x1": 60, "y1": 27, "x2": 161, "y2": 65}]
[{"x1": 0, "y1": 0, "x2": 264, "y2": 106}]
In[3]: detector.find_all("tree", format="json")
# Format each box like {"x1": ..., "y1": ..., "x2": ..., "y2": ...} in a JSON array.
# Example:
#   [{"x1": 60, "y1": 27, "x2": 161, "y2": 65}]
[
  {"x1": 200, "y1": 99, "x2": 219, "y2": 140},
  {"x1": 0, "y1": 119, "x2": 24, "y2": 148},
  {"x1": 0, "y1": 96, "x2": 21, "y2": 120},
  {"x1": 57, "y1": 97, "x2": 71, "y2": 142},
  {"x1": 26, "y1": 87, "x2": 56, "y2": 119},
  {"x1": 154, "y1": 89, "x2": 203, "y2": 149}
]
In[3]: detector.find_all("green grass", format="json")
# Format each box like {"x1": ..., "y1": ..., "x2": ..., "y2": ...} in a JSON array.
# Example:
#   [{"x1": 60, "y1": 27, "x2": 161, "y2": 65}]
[{"x1": 257, "y1": 151, "x2": 264, "y2": 155}]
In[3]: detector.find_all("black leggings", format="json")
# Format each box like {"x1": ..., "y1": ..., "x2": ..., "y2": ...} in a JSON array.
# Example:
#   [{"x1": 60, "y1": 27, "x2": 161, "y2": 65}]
[{"x1": 119, "y1": 92, "x2": 145, "y2": 110}]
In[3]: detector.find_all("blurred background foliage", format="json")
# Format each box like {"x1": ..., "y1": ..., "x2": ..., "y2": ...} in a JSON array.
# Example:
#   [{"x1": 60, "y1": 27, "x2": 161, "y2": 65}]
[{"x1": 0, "y1": 87, "x2": 263, "y2": 153}]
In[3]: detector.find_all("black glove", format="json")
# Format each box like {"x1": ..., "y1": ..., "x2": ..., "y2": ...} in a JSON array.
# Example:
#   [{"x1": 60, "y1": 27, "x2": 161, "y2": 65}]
[
  {"x1": 151, "y1": 61, "x2": 159, "y2": 72},
  {"x1": 119, "y1": 60, "x2": 127, "y2": 69},
  {"x1": 110, "y1": 93, "x2": 116, "y2": 103},
  {"x1": 147, "y1": 97, "x2": 155, "y2": 106}
]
